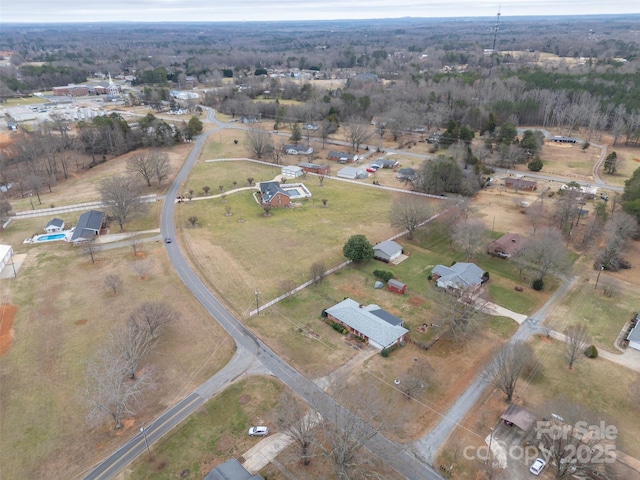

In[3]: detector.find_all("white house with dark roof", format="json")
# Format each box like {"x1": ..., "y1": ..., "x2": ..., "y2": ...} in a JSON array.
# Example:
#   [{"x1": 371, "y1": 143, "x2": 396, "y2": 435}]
[
  {"x1": 70, "y1": 210, "x2": 105, "y2": 244},
  {"x1": 283, "y1": 144, "x2": 313, "y2": 155},
  {"x1": 432, "y1": 262, "x2": 484, "y2": 291},
  {"x1": 44, "y1": 218, "x2": 65, "y2": 234},
  {"x1": 373, "y1": 240, "x2": 403, "y2": 263},
  {"x1": 325, "y1": 298, "x2": 408, "y2": 350}
]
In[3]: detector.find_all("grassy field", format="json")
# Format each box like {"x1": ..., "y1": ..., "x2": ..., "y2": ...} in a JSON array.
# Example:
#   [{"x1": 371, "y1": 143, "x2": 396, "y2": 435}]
[
  {"x1": 545, "y1": 279, "x2": 639, "y2": 353},
  {"x1": 0, "y1": 223, "x2": 234, "y2": 480},
  {"x1": 3, "y1": 96, "x2": 47, "y2": 106},
  {"x1": 178, "y1": 160, "x2": 426, "y2": 311},
  {"x1": 128, "y1": 376, "x2": 283, "y2": 480}
]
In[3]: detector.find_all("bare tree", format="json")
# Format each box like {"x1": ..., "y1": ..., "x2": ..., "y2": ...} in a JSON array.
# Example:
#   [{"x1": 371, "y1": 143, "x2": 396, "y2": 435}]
[
  {"x1": 315, "y1": 384, "x2": 394, "y2": 480},
  {"x1": 203, "y1": 185, "x2": 210, "y2": 195},
  {"x1": 129, "y1": 301, "x2": 178, "y2": 340},
  {"x1": 131, "y1": 259, "x2": 152, "y2": 280},
  {"x1": 527, "y1": 201, "x2": 546, "y2": 235},
  {"x1": 515, "y1": 227, "x2": 571, "y2": 282},
  {"x1": 453, "y1": 218, "x2": 488, "y2": 261},
  {"x1": 188, "y1": 216, "x2": 198, "y2": 227},
  {"x1": 535, "y1": 401, "x2": 609, "y2": 479},
  {"x1": 127, "y1": 153, "x2": 154, "y2": 187},
  {"x1": 344, "y1": 122, "x2": 370, "y2": 152},
  {"x1": 399, "y1": 361, "x2": 432, "y2": 400},
  {"x1": 275, "y1": 391, "x2": 318, "y2": 466},
  {"x1": 438, "y1": 287, "x2": 487, "y2": 340},
  {"x1": 83, "y1": 239, "x2": 101, "y2": 264},
  {"x1": 596, "y1": 212, "x2": 639, "y2": 271},
  {"x1": 129, "y1": 238, "x2": 143, "y2": 257},
  {"x1": 247, "y1": 177, "x2": 255, "y2": 187},
  {"x1": 564, "y1": 324, "x2": 590, "y2": 370},
  {"x1": 269, "y1": 141, "x2": 285, "y2": 165},
  {"x1": 99, "y1": 175, "x2": 147, "y2": 231},
  {"x1": 485, "y1": 341, "x2": 534, "y2": 402},
  {"x1": 84, "y1": 347, "x2": 155, "y2": 430},
  {"x1": 390, "y1": 197, "x2": 434, "y2": 240},
  {"x1": 321, "y1": 198, "x2": 328, "y2": 207},
  {"x1": 600, "y1": 277, "x2": 620, "y2": 298},
  {"x1": 310, "y1": 260, "x2": 326, "y2": 285},
  {"x1": 150, "y1": 151, "x2": 171, "y2": 186},
  {"x1": 110, "y1": 320, "x2": 158, "y2": 379},
  {"x1": 104, "y1": 274, "x2": 122, "y2": 295},
  {"x1": 263, "y1": 204, "x2": 272, "y2": 216},
  {"x1": 245, "y1": 126, "x2": 273, "y2": 159}
]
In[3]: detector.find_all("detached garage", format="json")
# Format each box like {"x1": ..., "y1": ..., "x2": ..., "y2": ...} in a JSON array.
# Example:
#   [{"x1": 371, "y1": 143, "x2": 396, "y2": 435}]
[
  {"x1": 281, "y1": 165, "x2": 304, "y2": 178},
  {"x1": 373, "y1": 240, "x2": 403, "y2": 263},
  {"x1": 337, "y1": 166, "x2": 367, "y2": 179}
]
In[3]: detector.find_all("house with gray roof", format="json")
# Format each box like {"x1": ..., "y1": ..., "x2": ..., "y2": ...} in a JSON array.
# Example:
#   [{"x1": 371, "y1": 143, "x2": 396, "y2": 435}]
[
  {"x1": 373, "y1": 240, "x2": 403, "y2": 263},
  {"x1": 431, "y1": 262, "x2": 484, "y2": 291},
  {"x1": 204, "y1": 459, "x2": 263, "y2": 480},
  {"x1": 258, "y1": 181, "x2": 291, "y2": 207},
  {"x1": 70, "y1": 210, "x2": 105, "y2": 244},
  {"x1": 325, "y1": 298, "x2": 408, "y2": 350},
  {"x1": 626, "y1": 317, "x2": 640, "y2": 351},
  {"x1": 337, "y1": 166, "x2": 367, "y2": 180}
]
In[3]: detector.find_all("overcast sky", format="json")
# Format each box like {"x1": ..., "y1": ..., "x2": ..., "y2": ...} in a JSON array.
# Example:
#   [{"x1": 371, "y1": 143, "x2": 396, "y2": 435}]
[{"x1": 3, "y1": 0, "x2": 638, "y2": 23}]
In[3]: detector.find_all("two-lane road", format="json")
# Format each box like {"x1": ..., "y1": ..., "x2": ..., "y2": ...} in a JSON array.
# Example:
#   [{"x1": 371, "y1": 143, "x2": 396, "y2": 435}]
[{"x1": 84, "y1": 108, "x2": 443, "y2": 480}]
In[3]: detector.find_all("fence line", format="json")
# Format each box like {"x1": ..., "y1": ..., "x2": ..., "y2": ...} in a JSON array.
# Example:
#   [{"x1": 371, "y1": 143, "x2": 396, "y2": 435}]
[{"x1": 11, "y1": 195, "x2": 158, "y2": 219}]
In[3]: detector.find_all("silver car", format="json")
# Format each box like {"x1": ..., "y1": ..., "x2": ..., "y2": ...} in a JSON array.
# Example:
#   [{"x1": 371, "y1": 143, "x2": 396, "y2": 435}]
[{"x1": 248, "y1": 426, "x2": 269, "y2": 437}]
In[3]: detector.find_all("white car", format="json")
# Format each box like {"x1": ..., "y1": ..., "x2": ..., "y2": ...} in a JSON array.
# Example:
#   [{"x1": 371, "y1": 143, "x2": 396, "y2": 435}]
[
  {"x1": 248, "y1": 426, "x2": 269, "y2": 437},
  {"x1": 530, "y1": 458, "x2": 546, "y2": 475}
]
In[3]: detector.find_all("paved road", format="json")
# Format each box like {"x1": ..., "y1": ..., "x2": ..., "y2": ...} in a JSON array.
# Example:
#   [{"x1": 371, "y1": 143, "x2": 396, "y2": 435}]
[{"x1": 84, "y1": 107, "x2": 443, "y2": 480}]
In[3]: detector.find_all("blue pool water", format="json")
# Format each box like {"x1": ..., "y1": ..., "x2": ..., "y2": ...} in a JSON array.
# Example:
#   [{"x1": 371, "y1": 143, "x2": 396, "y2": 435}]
[{"x1": 36, "y1": 233, "x2": 66, "y2": 242}]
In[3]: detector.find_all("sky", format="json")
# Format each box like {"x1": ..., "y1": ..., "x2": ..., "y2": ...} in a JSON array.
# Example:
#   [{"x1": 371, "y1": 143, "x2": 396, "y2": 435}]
[{"x1": 2, "y1": 0, "x2": 638, "y2": 23}]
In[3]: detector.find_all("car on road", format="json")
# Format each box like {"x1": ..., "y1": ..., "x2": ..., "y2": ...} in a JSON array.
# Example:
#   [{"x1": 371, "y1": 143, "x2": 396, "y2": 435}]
[
  {"x1": 164, "y1": 237, "x2": 172, "y2": 243},
  {"x1": 248, "y1": 426, "x2": 269, "y2": 436},
  {"x1": 530, "y1": 458, "x2": 546, "y2": 475}
]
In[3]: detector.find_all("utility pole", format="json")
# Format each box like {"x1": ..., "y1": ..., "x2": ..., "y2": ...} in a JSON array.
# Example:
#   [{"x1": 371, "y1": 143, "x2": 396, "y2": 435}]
[
  {"x1": 488, "y1": 7, "x2": 501, "y2": 77},
  {"x1": 595, "y1": 265, "x2": 604, "y2": 290},
  {"x1": 140, "y1": 424, "x2": 151, "y2": 456}
]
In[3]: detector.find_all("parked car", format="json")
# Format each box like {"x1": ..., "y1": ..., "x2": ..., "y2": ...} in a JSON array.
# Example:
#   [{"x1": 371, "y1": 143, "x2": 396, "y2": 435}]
[
  {"x1": 529, "y1": 458, "x2": 546, "y2": 475},
  {"x1": 366, "y1": 167, "x2": 378, "y2": 173},
  {"x1": 248, "y1": 426, "x2": 269, "y2": 436}
]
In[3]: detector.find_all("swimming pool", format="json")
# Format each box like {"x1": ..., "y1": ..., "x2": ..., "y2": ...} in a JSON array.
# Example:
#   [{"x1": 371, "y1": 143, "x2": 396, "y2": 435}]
[{"x1": 36, "y1": 233, "x2": 66, "y2": 242}]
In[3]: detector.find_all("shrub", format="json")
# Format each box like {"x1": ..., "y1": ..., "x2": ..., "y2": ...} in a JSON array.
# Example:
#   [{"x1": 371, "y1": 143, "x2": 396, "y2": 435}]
[
  {"x1": 381, "y1": 348, "x2": 390, "y2": 357},
  {"x1": 483, "y1": 271, "x2": 490, "y2": 280},
  {"x1": 373, "y1": 269, "x2": 394, "y2": 282},
  {"x1": 532, "y1": 278, "x2": 545, "y2": 291},
  {"x1": 427, "y1": 274, "x2": 433, "y2": 281},
  {"x1": 527, "y1": 156, "x2": 543, "y2": 172},
  {"x1": 584, "y1": 345, "x2": 599, "y2": 358},
  {"x1": 321, "y1": 309, "x2": 327, "y2": 318},
  {"x1": 331, "y1": 323, "x2": 347, "y2": 334}
]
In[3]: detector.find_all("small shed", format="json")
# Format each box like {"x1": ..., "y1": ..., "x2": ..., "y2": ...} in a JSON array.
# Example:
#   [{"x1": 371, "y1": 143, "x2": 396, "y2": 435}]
[
  {"x1": 44, "y1": 218, "x2": 65, "y2": 234},
  {"x1": 281, "y1": 165, "x2": 304, "y2": 178},
  {"x1": 204, "y1": 458, "x2": 264, "y2": 480},
  {"x1": 387, "y1": 279, "x2": 407, "y2": 295}
]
